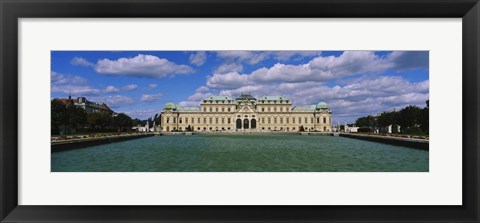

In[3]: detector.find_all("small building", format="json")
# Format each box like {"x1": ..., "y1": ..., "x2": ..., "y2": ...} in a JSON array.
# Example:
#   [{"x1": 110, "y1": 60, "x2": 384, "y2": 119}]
[{"x1": 55, "y1": 95, "x2": 116, "y2": 116}]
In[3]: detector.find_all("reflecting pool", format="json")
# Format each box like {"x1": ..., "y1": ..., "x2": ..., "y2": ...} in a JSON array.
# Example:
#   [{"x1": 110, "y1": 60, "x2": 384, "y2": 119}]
[{"x1": 51, "y1": 134, "x2": 429, "y2": 172}]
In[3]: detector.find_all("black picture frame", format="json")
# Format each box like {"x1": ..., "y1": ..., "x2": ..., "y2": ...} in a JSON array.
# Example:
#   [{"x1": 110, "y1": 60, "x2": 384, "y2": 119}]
[{"x1": 1, "y1": 0, "x2": 479, "y2": 222}]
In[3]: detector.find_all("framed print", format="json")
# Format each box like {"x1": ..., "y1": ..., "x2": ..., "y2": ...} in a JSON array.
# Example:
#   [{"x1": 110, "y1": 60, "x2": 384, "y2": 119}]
[{"x1": 1, "y1": 0, "x2": 479, "y2": 222}]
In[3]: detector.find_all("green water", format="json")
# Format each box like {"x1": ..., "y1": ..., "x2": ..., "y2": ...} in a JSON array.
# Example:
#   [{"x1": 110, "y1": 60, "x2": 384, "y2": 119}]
[{"x1": 51, "y1": 134, "x2": 429, "y2": 172}]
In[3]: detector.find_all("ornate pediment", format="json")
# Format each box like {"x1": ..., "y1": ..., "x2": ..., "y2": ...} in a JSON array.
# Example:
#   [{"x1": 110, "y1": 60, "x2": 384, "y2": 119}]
[{"x1": 237, "y1": 105, "x2": 255, "y2": 113}]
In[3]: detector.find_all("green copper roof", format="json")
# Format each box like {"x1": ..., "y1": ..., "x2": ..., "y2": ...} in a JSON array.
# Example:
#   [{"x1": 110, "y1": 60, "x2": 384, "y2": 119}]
[
  {"x1": 236, "y1": 93, "x2": 256, "y2": 101},
  {"x1": 164, "y1": 102, "x2": 176, "y2": 109},
  {"x1": 259, "y1": 96, "x2": 289, "y2": 101},
  {"x1": 316, "y1": 102, "x2": 329, "y2": 110},
  {"x1": 204, "y1": 96, "x2": 234, "y2": 101}
]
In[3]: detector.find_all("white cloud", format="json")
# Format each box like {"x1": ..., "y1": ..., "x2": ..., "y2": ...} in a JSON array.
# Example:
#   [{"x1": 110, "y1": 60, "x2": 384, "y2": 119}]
[
  {"x1": 70, "y1": 57, "x2": 95, "y2": 67},
  {"x1": 51, "y1": 85, "x2": 101, "y2": 96},
  {"x1": 95, "y1": 54, "x2": 194, "y2": 78},
  {"x1": 140, "y1": 93, "x2": 162, "y2": 103},
  {"x1": 104, "y1": 85, "x2": 120, "y2": 93},
  {"x1": 188, "y1": 92, "x2": 213, "y2": 101},
  {"x1": 271, "y1": 51, "x2": 321, "y2": 61},
  {"x1": 146, "y1": 83, "x2": 157, "y2": 90},
  {"x1": 215, "y1": 51, "x2": 321, "y2": 65},
  {"x1": 104, "y1": 95, "x2": 134, "y2": 108},
  {"x1": 122, "y1": 84, "x2": 138, "y2": 91},
  {"x1": 124, "y1": 109, "x2": 158, "y2": 120},
  {"x1": 216, "y1": 51, "x2": 270, "y2": 65},
  {"x1": 195, "y1": 86, "x2": 209, "y2": 93},
  {"x1": 189, "y1": 51, "x2": 207, "y2": 66},
  {"x1": 206, "y1": 51, "x2": 428, "y2": 90},
  {"x1": 51, "y1": 71, "x2": 100, "y2": 96},
  {"x1": 51, "y1": 71, "x2": 87, "y2": 85},
  {"x1": 206, "y1": 72, "x2": 250, "y2": 89},
  {"x1": 215, "y1": 63, "x2": 243, "y2": 74},
  {"x1": 178, "y1": 101, "x2": 202, "y2": 107}
]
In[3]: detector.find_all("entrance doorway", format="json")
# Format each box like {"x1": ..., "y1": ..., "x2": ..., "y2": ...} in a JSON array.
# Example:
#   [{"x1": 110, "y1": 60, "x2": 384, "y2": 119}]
[
  {"x1": 236, "y1": 119, "x2": 242, "y2": 129},
  {"x1": 243, "y1": 119, "x2": 249, "y2": 129}
]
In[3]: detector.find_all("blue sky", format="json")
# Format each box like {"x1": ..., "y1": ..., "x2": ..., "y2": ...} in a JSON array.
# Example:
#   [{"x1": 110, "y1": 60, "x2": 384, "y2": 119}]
[{"x1": 51, "y1": 51, "x2": 429, "y2": 123}]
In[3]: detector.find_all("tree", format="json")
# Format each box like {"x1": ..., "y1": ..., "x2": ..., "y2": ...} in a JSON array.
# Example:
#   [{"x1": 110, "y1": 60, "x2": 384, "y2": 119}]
[
  {"x1": 147, "y1": 117, "x2": 153, "y2": 128},
  {"x1": 51, "y1": 100, "x2": 67, "y2": 134},
  {"x1": 398, "y1": 105, "x2": 421, "y2": 133},
  {"x1": 355, "y1": 117, "x2": 369, "y2": 128},
  {"x1": 377, "y1": 111, "x2": 399, "y2": 127},
  {"x1": 132, "y1": 118, "x2": 142, "y2": 127},
  {"x1": 419, "y1": 100, "x2": 429, "y2": 133},
  {"x1": 112, "y1": 113, "x2": 133, "y2": 131},
  {"x1": 66, "y1": 105, "x2": 87, "y2": 132},
  {"x1": 87, "y1": 112, "x2": 112, "y2": 130}
]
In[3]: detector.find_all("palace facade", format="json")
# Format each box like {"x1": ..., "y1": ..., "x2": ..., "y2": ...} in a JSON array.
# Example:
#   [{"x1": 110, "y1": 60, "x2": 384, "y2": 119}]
[{"x1": 160, "y1": 94, "x2": 332, "y2": 132}]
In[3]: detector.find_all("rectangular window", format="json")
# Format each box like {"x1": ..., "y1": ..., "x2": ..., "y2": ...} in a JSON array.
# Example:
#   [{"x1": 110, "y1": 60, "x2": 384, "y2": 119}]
[
  {"x1": 173, "y1": 118, "x2": 176, "y2": 123},
  {"x1": 274, "y1": 118, "x2": 277, "y2": 124},
  {"x1": 210, "y1": 118, "x2": 213, "y2": 124},
  {"x1": 222, "y1": 108, "x2": 225, "y2": 112},
  {"x1": 203, "y1": 118, "x2": 206, "y2": 124},
  {"x1": 286, "y1": 118, "x2": 289, "y2": 124},
  {"x1": 222, "y1": 118, "x2": 224, "y2": 124},
  {"x1": 209, "y1": 107, "x2": 212, "y2": 112},
  {"x1": 228, "y1": 108, "x2": 231, "y2": 112},
  {"x1": 179, "y1": 118, "x2": 182, "y2": 124},
  {"x1": 317, "y1": 118, "x2": 320, "y2": 123},
  {"x1": 305, "y1": 117, "x2": 308, "y2": 124},
  {"x1": 192, "y1": 117, "x2": 194, "y2": 123},
  {"x1": 292, "y1": 118, "x2": 295, "y2": 124},
  {"x1": 197, "y1": 117, "x2": 200, "y2": 123},
  {"x1": 262, "y1": 108, "x2": 264, "y2": 112},
  {"x1": 185, "y1": 118, "x2": 188, "y2": 124},
  {"x1": 262, "y1": 118, "x2": 265, "y2": 124},
  {"x1": 166, "y1": 118, "x2": 170, "y2": 124},
  {"x1": 324, "y1": 117, "x2": 327, "y2": 123},
  {"x1": 298, "y1": 117, "x2": 301, "y2": 124},
  {"x1": 268, "y1": 118, "x2": 271, "y2": 124},
  {"x1": 311, "y1": 118, "x2": 314, "y2": 124},
  {"x1": 280, "y1": 118, "x2": 283, "y2": 124},
  {"x1": 228, "y1": 118, "x2": 231, "y2": 124}
]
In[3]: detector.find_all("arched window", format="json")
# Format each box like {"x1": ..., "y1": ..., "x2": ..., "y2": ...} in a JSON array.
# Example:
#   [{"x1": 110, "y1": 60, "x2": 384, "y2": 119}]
[{"x1": 251, "y1": 119, "x2": 257, "y2": 129}]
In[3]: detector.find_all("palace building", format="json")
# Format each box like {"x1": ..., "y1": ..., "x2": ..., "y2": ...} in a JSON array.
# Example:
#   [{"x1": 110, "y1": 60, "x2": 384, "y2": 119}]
[{"x1": 160, "y1": 94, "x2": 332, "y2": 132}]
